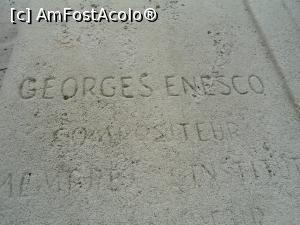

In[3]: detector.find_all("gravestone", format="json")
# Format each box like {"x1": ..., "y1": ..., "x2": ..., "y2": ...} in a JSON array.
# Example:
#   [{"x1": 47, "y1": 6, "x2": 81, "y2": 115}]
[{"x1": 0, "y1": 0, "x2": 299, "y2": 225}]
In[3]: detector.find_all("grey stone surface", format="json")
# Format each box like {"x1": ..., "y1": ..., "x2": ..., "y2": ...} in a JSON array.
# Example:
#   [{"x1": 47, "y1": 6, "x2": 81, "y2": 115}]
[
  {"x1": 0, "y1": 0, "x2": 299, "y2": 225},
  {"x1": 247, "y1": 0, "x2": 300, "y2": 113}
]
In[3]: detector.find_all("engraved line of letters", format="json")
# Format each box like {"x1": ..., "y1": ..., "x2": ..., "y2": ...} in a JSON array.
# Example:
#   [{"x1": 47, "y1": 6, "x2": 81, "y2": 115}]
[
  {"x1": 0, "y1": 155, "x2": 298, "y2": 198},
  {"x1": 18, "y1": 74, "x2": 264, "y2": 100},
  {"x1": 52, "y1": 120, "x2": 241, "y2": 147}
]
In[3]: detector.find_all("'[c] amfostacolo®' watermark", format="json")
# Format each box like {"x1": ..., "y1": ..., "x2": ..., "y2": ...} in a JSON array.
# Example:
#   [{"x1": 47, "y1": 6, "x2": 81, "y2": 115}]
[{"x1": 11, "y1": 8, "x2": 158, "y2": 24}]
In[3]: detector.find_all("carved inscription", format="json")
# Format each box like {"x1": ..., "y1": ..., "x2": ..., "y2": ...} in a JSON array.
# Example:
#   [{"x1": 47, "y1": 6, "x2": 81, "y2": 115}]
[
  {"x1": 52, "y1": 120, "x2": 241, "y2": 147},
  {"x1": 18, "y1": 74, "x2": 264, "y2": 100},
  {"x1": 0, "y1": 155, "x2": 298, "y2": 198}
]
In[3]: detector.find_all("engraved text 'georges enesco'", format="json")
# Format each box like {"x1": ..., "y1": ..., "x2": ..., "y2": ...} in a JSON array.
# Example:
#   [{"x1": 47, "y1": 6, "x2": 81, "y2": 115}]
[{"x1": 18, "y1": 74, "x2": 265, "y2": 100}]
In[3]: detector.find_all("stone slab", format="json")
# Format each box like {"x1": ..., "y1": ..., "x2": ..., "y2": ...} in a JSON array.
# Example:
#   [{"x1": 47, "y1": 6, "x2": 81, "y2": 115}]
[{"x1": 0, "y1": 1, "x2": 299, "y2": 225}]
